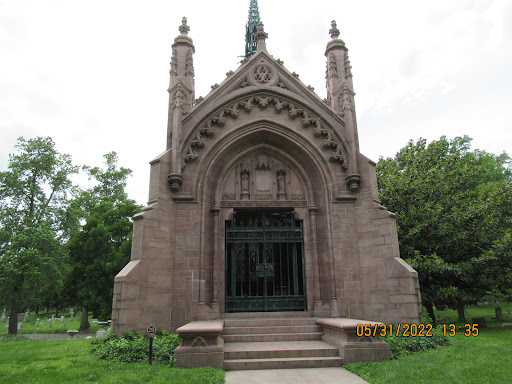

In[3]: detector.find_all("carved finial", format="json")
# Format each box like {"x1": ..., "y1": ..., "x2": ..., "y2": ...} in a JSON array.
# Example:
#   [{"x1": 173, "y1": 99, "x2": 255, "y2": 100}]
[
  {"x1": 179, "y1": 16, "x2": 190, "y2": 35},
  {"x1": 256, "y1": 21, "x2": 265, "y2": 34},
  {"x1": 254, "y1": 20, "x2": 268, "y2": 51},
  {"x1": 329, "y1": 20, "x2": 340, "y2": 39}
]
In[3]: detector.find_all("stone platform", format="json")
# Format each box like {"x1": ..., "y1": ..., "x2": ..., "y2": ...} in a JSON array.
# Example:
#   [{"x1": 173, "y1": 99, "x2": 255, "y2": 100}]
[{"x1": 174, "y1": 313, "x2": 390, "y2": 370}]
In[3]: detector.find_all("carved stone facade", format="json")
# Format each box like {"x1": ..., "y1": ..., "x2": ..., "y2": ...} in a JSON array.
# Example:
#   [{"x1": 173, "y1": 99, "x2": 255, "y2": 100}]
[{"x1": 111, "y1": 18, "x2": 422, "y2": 335}]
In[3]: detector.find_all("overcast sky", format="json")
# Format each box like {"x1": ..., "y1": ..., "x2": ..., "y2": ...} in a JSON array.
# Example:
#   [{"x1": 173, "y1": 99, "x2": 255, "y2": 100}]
[{"x1": 1, "y1": 0, "x2": 511, "y2": 206}]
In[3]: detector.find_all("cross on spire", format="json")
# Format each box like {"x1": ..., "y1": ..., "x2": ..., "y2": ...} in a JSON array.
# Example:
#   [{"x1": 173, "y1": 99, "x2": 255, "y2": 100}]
[{"x1": 245, "y1": 0, "x2": 261, "y2": 58}]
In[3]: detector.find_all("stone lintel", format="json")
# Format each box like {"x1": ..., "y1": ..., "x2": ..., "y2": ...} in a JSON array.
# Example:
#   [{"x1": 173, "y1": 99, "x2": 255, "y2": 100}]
[
  {"x1": 176, "y1": 320, "x2": 224, "y2": 334},
  {"x1": 317, "y1": 318, "x2": 383, "y2": 330}
]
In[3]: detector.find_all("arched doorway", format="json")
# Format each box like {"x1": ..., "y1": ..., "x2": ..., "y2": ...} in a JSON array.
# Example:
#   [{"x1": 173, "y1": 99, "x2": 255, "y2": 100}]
[{"x1": 225, "y1": 210, "x2": 306, "y2": 312}]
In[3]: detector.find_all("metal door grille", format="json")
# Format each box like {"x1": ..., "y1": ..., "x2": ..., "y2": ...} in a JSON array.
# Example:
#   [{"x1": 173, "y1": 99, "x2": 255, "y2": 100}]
[{"x1": 225, "y1": 210, "x2": 306, "y2": 312}]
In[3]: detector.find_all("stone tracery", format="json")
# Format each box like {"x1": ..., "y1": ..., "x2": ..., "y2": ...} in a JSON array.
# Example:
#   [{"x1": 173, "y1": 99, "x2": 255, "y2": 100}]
[{"x1": 181, "y1": 95, "x2": 349, "y2": 171}]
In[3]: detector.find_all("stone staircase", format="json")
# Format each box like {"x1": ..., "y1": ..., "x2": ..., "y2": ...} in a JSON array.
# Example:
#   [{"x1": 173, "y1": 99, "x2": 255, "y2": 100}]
[{"x1": 222, "y1": 312, "x2": 343, "y2": 370}]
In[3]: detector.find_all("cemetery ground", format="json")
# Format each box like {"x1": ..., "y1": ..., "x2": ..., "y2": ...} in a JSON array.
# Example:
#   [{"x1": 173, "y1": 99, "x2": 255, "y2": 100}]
[
  {"x1": 0, "y1": 304, "x2": 510, "y2": 383},
  {"x1": 0, "y1": 310, "x2": 101, "y2": 335}
]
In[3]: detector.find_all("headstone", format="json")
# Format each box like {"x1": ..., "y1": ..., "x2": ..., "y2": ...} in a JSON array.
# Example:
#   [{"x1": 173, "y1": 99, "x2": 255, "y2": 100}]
[
  {"x1": 1, "y1": 308, "x2": 6, "y2": 322},
  {"x1": 5, "y1": 317, "x2": 9, "y2": 328},
  {"x1": 92, "y1": 319, "x2": 98, "y2": 324},
  {"x1": 60, "y1": 316, "x2": 65, "y2": 322},
  {"x1": 502, "y1": 323, "x2": 512, "y2": 328},
  {"x1": 472, "y1": 317, "x2": 487, "y2": 328},
  {"x1": 17, "y1": 323, "x2": 22, "y2": 330},
  {"x1": 69, "y1": 308, "x2": 74, "y2": 321},
  {"x1": 495, "y1": 307, "x2": 504, "y2": 321},
  {"x1": 36, "y1": 319, "x2": 40, "y2": 329},
  {"x1": 96, "y1": 328, "x2": 106, "y2": 338},
  {"x1": 67, "y1": 330, "x2": 79, "y2": 338},
  {"x1": 24, "y1": 310, "x2": 29, "y2": 323}
]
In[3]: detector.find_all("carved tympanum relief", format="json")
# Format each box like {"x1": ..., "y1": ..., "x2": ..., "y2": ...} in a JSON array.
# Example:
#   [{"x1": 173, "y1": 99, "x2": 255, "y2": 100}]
[{"x1": 220, "y1": 152, "x2": 306, "y2": 205}]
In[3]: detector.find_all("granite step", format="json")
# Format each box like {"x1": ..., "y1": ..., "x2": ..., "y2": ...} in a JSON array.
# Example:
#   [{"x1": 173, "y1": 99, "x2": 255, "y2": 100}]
[
  {"x1": 223, "y1": 311, "x2": 313, "y2": 319},
  {"x1": 223, "y1": 356, "x2": 343, "y2": 371},
  {"x1": 224, "y1": 317, "x2": 317, "y2": 328},
  {"x1": 223, "y1": 324, "x2": 321, "y2": 335},
  {"x1": 223, "y1": 331, "x2": 323, "y2": 343},
  {"x1": 224, "y1": 340, "x2": 339, "y2": 360},
  {"x1": 222, "y1": 315, "x2": 342, "y2": 370}
]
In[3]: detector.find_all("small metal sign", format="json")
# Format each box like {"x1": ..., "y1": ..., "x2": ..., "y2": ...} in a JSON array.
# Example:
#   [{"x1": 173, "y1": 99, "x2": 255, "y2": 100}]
[{"x1": 147, "y1": 325, "x2": 156, "y2": 365}]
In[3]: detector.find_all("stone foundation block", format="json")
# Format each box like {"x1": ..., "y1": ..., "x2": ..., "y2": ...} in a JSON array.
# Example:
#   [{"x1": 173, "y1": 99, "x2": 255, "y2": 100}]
[
  {"x1": 174, "y1": 320, "x2": 224, "y2": 368},
  {"x1": 317, "y1": 318, "x2": 390, "y2": 363}
]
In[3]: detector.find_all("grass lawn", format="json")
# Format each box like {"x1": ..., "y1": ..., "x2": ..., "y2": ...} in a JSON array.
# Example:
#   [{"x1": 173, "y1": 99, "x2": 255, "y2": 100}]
[
  {"x1": 345, "y1": 326, "x2": 512, "y2": 383},
  {"x1": 0, "y1": 338, "x2": 224, "y2": 384}
]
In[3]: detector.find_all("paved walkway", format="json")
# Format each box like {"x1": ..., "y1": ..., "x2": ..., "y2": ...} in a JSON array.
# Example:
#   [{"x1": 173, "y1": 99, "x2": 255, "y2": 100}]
[
  {"x1": 225, "y1": 368, "x2": 369, "y2": 384},
  {"x1": 22, "y1": 333, "x2": 94, "y2": 339}
]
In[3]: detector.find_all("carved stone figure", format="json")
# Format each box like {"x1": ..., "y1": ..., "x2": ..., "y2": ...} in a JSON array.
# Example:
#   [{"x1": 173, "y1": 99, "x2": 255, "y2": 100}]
[
  {"x1": 341, "y1": 93, "x2": 352, "y2": 113},
  {"x1": 277, "y1": 172, "x2": 286, "y2": 199},
  {"x1": 256, "y1": 154, "x2": 270, "y2": 169},
  {"x1": 241, "y1": 172, "x2": 249, "y2": 193}
]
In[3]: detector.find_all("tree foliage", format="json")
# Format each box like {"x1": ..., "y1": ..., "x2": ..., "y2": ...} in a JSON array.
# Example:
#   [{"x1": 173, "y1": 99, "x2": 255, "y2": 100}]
[
  {"x1": 66, "y1": 152, "x2": 141, "y2": 324},
  {"x1": 0, "y1": 137, "x2": 78, "y2": 334},
  {"x1": 377, "y1": 136, "x2": 512, "y2": 321}
]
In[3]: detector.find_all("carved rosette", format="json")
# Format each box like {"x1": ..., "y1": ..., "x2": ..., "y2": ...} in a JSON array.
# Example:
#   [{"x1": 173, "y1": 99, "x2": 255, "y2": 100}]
[
  {"x1": 168, "y1": 173, "x2": 184, "y2": 192},
  {"x1": 253, "y1": 64, "x2": 273, "y2": 83}
]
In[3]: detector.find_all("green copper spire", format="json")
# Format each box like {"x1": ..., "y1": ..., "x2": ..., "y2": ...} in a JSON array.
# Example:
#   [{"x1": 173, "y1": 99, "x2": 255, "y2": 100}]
[{"x1": 245, "y1": 0, "x2": 261, "y2": 58}]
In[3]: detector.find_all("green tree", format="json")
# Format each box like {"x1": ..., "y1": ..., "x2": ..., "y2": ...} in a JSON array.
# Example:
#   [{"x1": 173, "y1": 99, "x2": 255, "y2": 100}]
[
  {"x1": 66, "y1": 152, "x2": 141, "y2": 330},
  {"x1": 377, "y1": 136, "x2": 512, "y2": 323},
  {"x1": 0, "y1": 137, "x2": 78, "y2": 334}
]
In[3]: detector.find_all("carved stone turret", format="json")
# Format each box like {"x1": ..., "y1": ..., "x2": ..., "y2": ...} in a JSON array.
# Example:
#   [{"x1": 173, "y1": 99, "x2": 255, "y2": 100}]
[
  {"x1": 325, "y1": 20, "x2": 351, "y2": 112},
  {"x1": 325, "y1": 21, "x2": 360, "y2": 190},
  {"x1": 167, "y1": 17, "x2": 195, "y2": 150}
]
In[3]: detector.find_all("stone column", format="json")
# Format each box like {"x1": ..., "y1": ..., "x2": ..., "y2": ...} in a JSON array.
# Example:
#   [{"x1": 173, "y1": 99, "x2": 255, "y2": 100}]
[
  {"x1": 308, "y1": 206, "x2": 323, "y2": 313},
  {"x1": 210, "y1": 206, "x2": 221, "y2": 312}
]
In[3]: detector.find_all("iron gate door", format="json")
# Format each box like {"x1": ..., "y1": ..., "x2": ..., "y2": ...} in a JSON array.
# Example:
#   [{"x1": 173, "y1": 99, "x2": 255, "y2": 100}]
[{"x1": 225, "y1": 210, "x2": 306, "y2": 312}]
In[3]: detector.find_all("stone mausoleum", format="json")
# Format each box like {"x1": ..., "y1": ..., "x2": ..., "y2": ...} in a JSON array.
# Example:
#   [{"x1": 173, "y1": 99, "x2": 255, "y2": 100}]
[{"x1": 112, "y1": 1, "x2": 422, "y2": 368}]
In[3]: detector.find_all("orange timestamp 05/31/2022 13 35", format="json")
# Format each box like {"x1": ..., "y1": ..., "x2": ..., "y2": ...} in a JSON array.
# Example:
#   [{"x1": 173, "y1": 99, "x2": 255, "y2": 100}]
[{"x1": 356, "y1": 323, "x2": 479, "y2": 337}]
